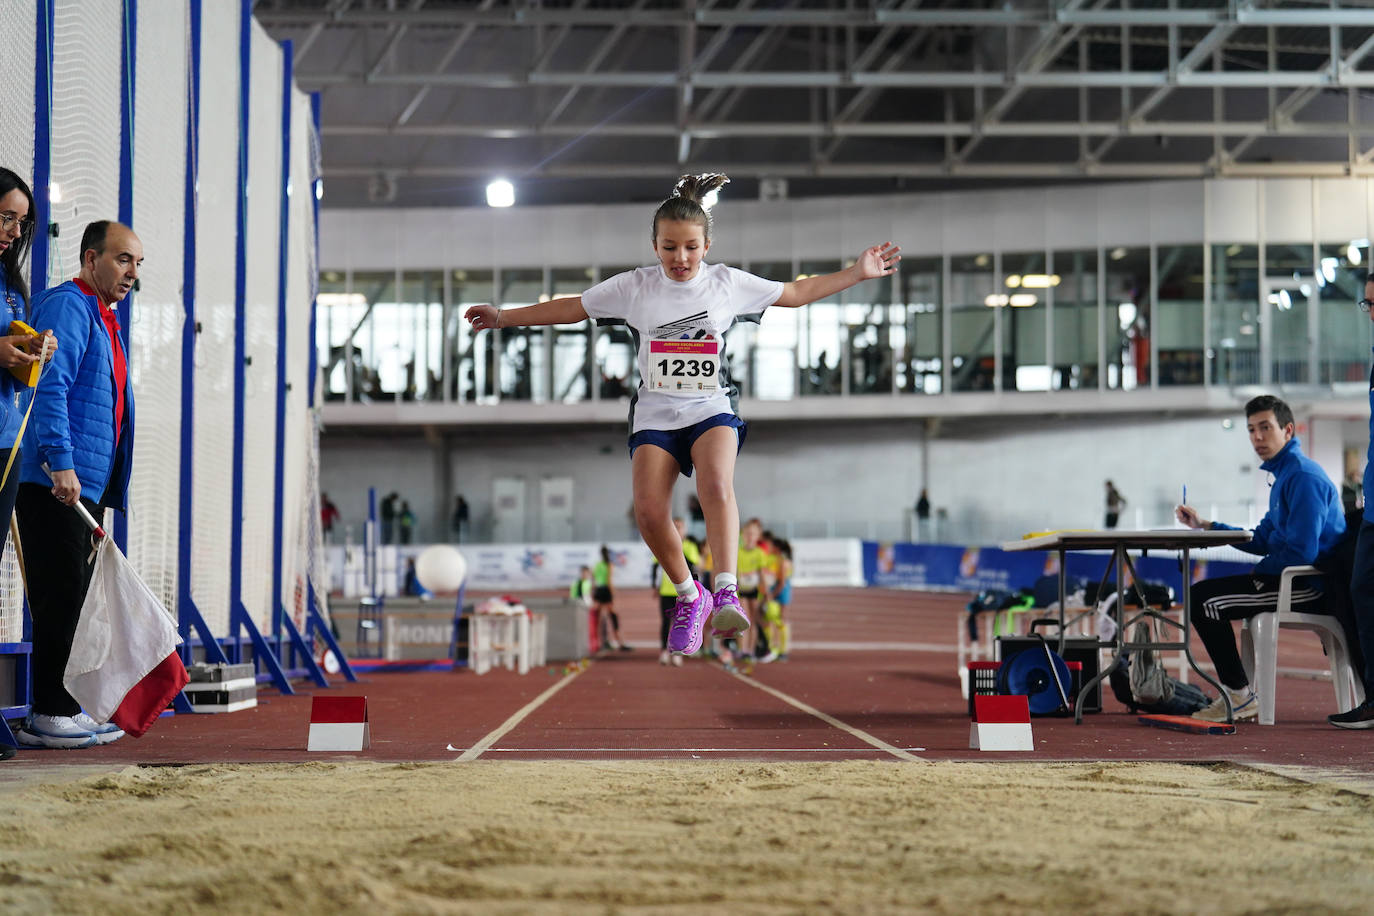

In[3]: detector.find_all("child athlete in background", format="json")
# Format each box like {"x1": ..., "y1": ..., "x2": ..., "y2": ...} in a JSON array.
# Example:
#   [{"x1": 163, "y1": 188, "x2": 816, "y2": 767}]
[{"x1": 466, "y1": 174, "x2": 899, "y2": 657}]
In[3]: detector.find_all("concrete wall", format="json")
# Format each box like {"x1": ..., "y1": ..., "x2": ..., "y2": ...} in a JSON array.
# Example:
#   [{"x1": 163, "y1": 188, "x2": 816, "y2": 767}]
[{"x1": 321, "y1": 411, "x2": 1297, "y2": 548}]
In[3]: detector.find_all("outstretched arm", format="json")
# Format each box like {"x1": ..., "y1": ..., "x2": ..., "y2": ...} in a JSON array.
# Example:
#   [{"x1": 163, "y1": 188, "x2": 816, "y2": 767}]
[
  {"x1": 773, "y1": 242, "x2": 901, "y2": 309},
  {"x1": 465, "y1": 296, "x2": 588, "y2": 331}
]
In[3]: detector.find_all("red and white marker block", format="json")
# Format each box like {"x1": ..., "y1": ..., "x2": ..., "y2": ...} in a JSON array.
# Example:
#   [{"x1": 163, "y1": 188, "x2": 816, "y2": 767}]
[
  {"x1": 307, "y1": 696, "x2": 371, "y2": 751},
  {"x1": 969, "y1": 694, "x2": 1034, "y2": 751}
]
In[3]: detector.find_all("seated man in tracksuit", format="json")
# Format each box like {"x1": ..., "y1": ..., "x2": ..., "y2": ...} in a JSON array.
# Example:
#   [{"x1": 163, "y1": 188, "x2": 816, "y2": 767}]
[{"x1": 1175, "y1": 394, "x2": 1345, "y2": 722}]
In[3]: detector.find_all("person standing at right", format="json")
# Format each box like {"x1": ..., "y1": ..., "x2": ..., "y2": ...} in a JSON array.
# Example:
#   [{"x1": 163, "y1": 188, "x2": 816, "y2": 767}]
[
  {"x1": 1330, "y1": 273, "x2": 1374, "y2": 728},
  {"x1": 16, "y1": 220, "x2": 141, "y2": 749},
  {"x1": 1104, "y1": 480, "x2": 1126, "y2": 529}
]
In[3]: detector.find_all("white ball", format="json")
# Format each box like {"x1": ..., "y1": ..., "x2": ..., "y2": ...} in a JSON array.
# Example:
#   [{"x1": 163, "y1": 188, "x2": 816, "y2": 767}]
[{"x1": 414, "y1": 545, "x2": 467, "y2": 593}]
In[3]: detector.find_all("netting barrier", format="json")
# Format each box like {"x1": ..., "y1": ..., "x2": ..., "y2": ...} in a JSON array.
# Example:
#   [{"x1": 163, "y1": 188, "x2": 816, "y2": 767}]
[
  {"x1": 188, "y1": 0, "x2": 243, "y2": 637},
  {"x1": 127, "y1": 1, "x2": 189, "y2": 616},
  {"x1": 47, "y1": 0, "x2": 121, "y2": 288},
  {"x1": 0, "y1": 4, "x2": 327, "y2": 696},
  {"x1": 0, "y1": 2, "x2": 36, "y2": 648},
  {"x1": 240, "y1": 25, "x2": 283, "y2": 635}
]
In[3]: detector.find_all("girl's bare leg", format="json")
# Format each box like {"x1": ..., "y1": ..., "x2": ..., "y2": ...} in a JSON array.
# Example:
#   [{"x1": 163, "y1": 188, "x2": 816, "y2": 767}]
[
  {"x1": 691, "y1": 426, "x2": 740, "y2": 580},
  {"x1": 632, "y1": 444, "x2": 692, "y2": 586}
]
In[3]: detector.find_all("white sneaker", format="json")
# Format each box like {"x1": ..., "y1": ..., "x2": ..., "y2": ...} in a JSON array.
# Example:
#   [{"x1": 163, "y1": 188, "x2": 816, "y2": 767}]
[
  {"x1": 671, "y1": 653, "x2": 684, "y2": 667},
  {"x1": 73, "y1": 712, "x2": 125, "y2": 745},
  {"x1": 659, "y1": 649, "x2": 670, "y2": 666},
  {"x1": 1192, "y1": 688, "x2": 1259, "y2": 722},
  {"x1": 17, "y1": 714, "x2": 98, "y2": 749}
]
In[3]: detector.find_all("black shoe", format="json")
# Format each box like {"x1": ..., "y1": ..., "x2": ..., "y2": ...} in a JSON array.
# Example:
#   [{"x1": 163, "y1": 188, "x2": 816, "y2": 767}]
[
  {"x1": 0, "y1": 744, "x2": 15, "y2": 761},
  {"x1": 1328, "y1": 700, "x2": 1374, "y2": 729}
]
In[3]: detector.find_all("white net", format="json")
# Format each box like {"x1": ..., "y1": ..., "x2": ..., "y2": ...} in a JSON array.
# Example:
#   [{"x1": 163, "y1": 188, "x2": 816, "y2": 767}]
[
  {"x1": 126, "y1": 0, "x2": 188, "y2": 615},
  {"x1": 0, "y1": 1, "x2": 35, "y2": 647},
  {"x1": 280, "y1": 87, "x2": 315, "y2": 630},
  {"x1": 48, "y1": 0, "x2": 121, "y2": 287},
  {"x1": 0, "y1": 1, "x2": 35, "y2": 184},
  {"x1": 239, "y1": 23, "x2": 282, "y2": 635},
  {"x1": 188, "y1": 0, "x2": 241, "y2": 636}
]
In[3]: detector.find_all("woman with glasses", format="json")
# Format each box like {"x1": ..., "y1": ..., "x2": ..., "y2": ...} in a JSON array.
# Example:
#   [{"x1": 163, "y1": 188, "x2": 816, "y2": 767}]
[{"x1": 0, "y1": 167, "x2": 56, "y2": 758}]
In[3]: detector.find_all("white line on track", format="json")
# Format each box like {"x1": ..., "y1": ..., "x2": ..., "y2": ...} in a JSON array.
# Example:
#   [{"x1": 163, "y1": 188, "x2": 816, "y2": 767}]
[
  {"x1": 477, "y1": 747, "x2": 927, "y2": 754},
  {"x1": 725, "y1": 670, "x2": 927, "y2": 762},
  {"x1": 450, "y1": 667, "x2": 584, "y2": 761}
]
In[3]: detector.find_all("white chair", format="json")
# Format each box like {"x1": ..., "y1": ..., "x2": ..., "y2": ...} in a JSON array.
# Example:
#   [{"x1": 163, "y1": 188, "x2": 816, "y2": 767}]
[{"x1": 1239, "y1": 565, "x2": 1365, "y2": 726}]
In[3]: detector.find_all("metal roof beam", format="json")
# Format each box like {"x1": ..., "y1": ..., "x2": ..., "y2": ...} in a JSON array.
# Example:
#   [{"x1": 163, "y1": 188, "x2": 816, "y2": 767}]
[
  {"x1": 257, "y1": 7, "x2": 1374, "y2": 29},
  {"x1": 298, "y1": 70, "x2": 1374, "y2": 90},
  {"x1": 322, "y1": 119, "x2": 1374, "y2": 139},
  {"x1": 320, "y1": 160, "x2": 1374, "y2": 180}
]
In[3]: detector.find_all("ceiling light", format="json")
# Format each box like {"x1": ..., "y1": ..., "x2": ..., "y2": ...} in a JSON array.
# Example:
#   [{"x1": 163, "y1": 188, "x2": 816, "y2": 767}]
[
  {"x1": 984, "y1": 294, "x2": 1009, "y2": 307},
  {"x1": 1018, "y1": 274, "x2": 1060, "y2": 288},
  {"x1": 486, "y1": 179, "x2": 515, "y2": 208},
  {"x1": 1009, "y1": 293, "x2": 1038, "y2": 307},
  {"x1": 1349, "y1": 242, "x2": 1364, "y2": 265},
  {"x1": 1005, "y1": 274, "x2": 1022, "y2": 288},
  {"x1": 1109, "y1": 247, "x2": 1126, "y2": 261}
]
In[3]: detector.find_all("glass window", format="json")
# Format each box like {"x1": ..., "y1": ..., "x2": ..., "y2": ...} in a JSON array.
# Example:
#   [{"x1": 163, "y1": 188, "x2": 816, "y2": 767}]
[
  {"x1": 397, "y1": 272, "x2": 443, "y2": 402},
  {"x1": 1155, "y1": 245, "x2": 1205, "y2": 386},
  {"x1": 1103, "y1": 246, "x2": 1149, "y2": 390},
  {"x1": 1001, "y1": 252, "x2": 1050, "y2": 392},
  {"x1": 845, "y1": 270, "x2": 895, "y2": 395},
  {"x1": 950, "y1": 253, "x2": 995, "y2": 392},
  {"x1": 451, "y1": 269, "x2": 495, "y2": 403},
  {"x1": 552, "y1": 266, "x2": 595, "y2": 403},
  {"x1": 798, "y1": 259, "x2": 842, "y2": 396},
  {"x1": 748, "y1": 260, "x2": 797, "y2": 400},
  {"x1": 316, "y1": 270, "x2": 358, "y2": 402},
  {"x1": 1265, "y1": 243, "x2": 1315, "y2": 385},
  {"x1": 1210, "y1": 244, "x2": 1260, "y2": 386},
  {"x1": 1052, "y1": 250, "x2": 1098, "y2": 390},
  {"x1": 348, "y1": 270, "x2": 397, "y2": 402},
  {"x1": 894, "y1": 258, "x2": 942, "y2": 394},
  {"x1": 497, "y1": 268, "x2": 547, "y2": 401},
  {"x1": 1318, "y1": 242, "x2": 1372, "y2": 384},
  {"x1": 595, "y1": 265, "x2": 638, "y2": 399}
]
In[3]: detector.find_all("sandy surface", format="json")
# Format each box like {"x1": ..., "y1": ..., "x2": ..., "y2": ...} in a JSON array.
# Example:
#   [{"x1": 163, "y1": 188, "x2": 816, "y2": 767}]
[{"x1": 2, "y1": 759, "x2": 1373, "y2": 914}]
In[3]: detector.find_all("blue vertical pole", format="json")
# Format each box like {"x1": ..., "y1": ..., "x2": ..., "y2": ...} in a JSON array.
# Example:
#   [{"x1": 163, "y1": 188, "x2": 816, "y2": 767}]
[
  {"x1": 31, "y1": 0, "x2": 54, "y2": 297},
  {"x1": 229, "y1": 0, "x2": 249, "y2": 639},
  {"x1": 114, "y1": 0, "x2": 136, "y2": 553},
  {"x1": 308, "y1": 92, "x2": 321, "y2": 407},
  {"x1": 271, "y1": 40, "x2": 292, "y2": 644},
  {"x1": 229, "y1": 4, "x2": 290, "y2": 693}
]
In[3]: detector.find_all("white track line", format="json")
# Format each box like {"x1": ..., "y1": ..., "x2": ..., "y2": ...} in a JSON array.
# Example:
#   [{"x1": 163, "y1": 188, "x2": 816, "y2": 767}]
[
  {"x1": 726, "y1": 669, "x2": 927, "y2": 762},
  {"x1": 452, "y1": 668, "x2": 584, "y2": 761},
  {"x1": 478, "y1": 747, "x2": 928, "y2": 754}
]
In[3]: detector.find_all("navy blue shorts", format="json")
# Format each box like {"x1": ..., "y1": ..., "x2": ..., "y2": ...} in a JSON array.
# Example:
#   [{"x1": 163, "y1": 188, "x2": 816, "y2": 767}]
[{"x1": 628, "y1": 413, "x2": 747, "y2": 478}]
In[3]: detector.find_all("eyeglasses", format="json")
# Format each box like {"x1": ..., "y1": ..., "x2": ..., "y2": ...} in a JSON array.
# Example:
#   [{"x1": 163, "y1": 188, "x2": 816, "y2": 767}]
[
  {"x1": 0, "y1": 213, "x2": 33, "y2": 235},
  {"x1": 1360, "y1": 299, "x2": 1373, "y2": 312}
]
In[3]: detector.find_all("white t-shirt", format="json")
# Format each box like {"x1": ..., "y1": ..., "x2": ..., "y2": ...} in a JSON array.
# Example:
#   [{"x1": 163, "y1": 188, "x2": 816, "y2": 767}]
[{"x1": 582, "y1": 262, "x2": 783, "y2": 433}]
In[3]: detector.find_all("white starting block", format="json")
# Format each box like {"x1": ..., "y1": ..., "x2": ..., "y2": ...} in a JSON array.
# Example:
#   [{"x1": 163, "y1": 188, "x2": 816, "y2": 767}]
[{"x1": 969, "y1": 694, "x2": 1034, "y2": 751}]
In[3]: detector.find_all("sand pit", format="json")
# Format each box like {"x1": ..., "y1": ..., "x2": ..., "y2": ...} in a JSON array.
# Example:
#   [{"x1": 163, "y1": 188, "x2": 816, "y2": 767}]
[{"x1": 2, "y1": 759, "x2": 1373, "y2": 914}]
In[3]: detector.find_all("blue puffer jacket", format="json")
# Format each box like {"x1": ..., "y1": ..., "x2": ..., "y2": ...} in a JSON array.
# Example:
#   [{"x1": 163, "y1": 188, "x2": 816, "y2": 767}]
[
  {"x1": 1211, "y1": 436, "x2": 1345, "y2": 576},
  {"x1": 0, "y1": 280, "x2": 29, "y2": 450},
  {"x1": 20, "y1": 280, "x2": 134, "y2": 509}
]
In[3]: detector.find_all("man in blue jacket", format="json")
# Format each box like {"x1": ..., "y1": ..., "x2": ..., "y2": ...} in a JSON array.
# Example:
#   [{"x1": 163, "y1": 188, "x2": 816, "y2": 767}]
[
  {"x1": 1176, "y1": 394, "x2": 1346, "y2": 721},
  {"x1": 15, "y1": 220, "x2": 140, "y2": 749},
  {"x1": 1331, "y1": 274, "x2": 1374, "y2": 728}
]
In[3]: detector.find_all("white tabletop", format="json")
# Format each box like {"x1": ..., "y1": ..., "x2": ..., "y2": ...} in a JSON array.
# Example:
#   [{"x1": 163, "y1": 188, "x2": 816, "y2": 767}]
[{"x1": 1002, "y1": 528, "x2": 1253, "y2": 552}]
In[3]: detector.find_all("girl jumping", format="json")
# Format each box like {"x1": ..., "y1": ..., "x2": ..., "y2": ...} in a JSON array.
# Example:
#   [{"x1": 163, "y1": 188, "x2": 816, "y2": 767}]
[{"x1": 465, "y1": 174, "x2": 899, "y2": 657}]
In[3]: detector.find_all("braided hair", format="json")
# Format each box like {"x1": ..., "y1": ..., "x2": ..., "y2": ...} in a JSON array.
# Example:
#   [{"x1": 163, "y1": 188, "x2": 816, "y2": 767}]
[{"x1": 651, "y1": 173, "x2": 729, "y2": 243}]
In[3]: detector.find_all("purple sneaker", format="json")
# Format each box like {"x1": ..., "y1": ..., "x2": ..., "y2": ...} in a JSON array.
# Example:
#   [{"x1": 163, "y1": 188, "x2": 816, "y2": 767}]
[
  {"x1": 666, "y1": 585, "x2": 714, "y2": 655},
  {"x1": 709, "y1": 584, "x2": 750, "y2": 637}
]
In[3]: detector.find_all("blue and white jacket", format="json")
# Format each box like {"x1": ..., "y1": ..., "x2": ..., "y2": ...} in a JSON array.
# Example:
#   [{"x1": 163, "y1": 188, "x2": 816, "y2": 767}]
[
  {"x1": 19, "y1": 280, "x2": 134, "y2": 509},
  {"x1": 1211, "y1": 436, "x2": 1344, "y2": 576}
]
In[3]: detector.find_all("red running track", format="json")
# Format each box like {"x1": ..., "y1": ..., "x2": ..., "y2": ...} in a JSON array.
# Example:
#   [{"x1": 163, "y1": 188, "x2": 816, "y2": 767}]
[{"x1": 2, "y1": 588, "x2": 1371, "y2": 770}]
